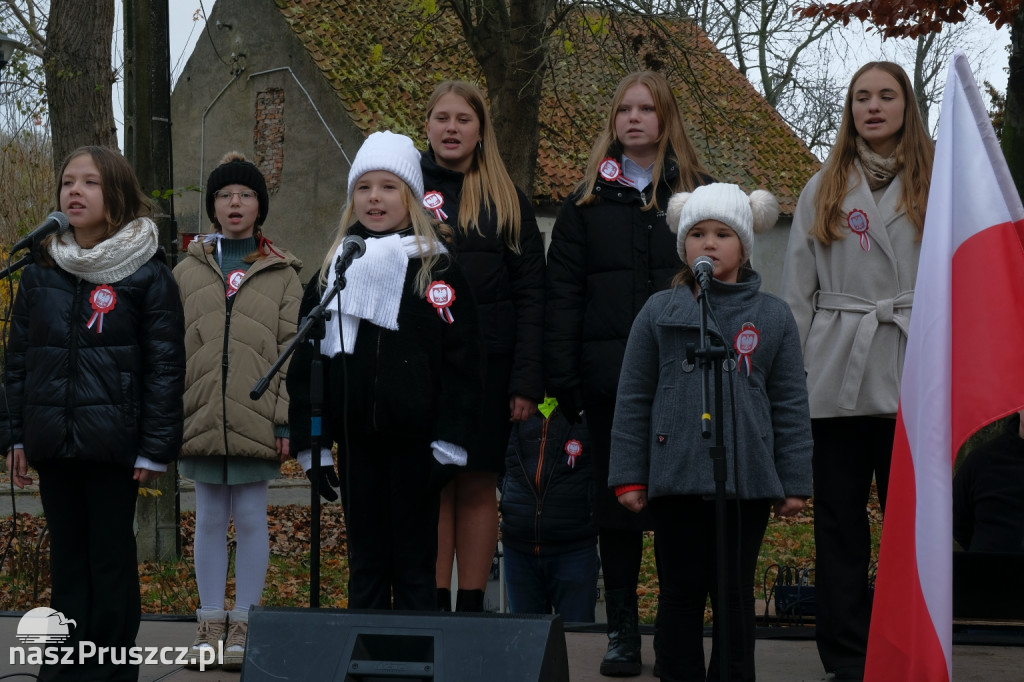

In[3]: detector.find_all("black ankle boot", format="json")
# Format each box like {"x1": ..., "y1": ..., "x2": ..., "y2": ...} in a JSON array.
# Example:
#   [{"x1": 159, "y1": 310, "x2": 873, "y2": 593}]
[
  {"x1": 600, "y1": 588, "x2": 641, "y2": 677},
  {"x1": 455, "y1": 588, "x2": 485, "y2": 612},
  {"x1": 437, "y1": 588, "x2": 452, "y2": 612}
]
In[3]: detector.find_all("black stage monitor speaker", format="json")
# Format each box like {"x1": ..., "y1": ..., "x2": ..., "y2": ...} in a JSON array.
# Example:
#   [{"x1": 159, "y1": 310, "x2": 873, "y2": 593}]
[
  {"x1": 240, "y1": 606, "x2": 570, "y2": 681},
  {"x1": 953, "y1": 551, "x2": 1024, "y2": 620}
]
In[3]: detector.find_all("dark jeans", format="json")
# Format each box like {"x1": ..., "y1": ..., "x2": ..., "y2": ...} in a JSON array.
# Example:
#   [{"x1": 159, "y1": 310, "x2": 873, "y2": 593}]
[
  {"x1": 651, "y1": 496, "x2": 770, "y2": 682},
  {"x1": 339, "y1": 433, "x2": 441, "y2": 611},
  {"x1": 812, "y1": 417, "x2": 894, "y2": 678},
  {"x1": 503, "y1": 543, "x2": 600, "y2": 622},
  {"x1": 36, "y1": 459, "x2": 141, "y2": 682}
]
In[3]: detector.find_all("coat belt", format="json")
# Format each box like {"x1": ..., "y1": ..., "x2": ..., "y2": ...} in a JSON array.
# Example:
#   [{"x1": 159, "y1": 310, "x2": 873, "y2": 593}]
[{"x1": 812, "y1": 290, "x2": 914, "y2": 410}]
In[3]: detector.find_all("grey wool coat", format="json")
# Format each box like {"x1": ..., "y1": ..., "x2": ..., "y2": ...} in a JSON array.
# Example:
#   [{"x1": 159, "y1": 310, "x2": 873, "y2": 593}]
[{"x1": 608, "y1": 270, "x2": 813, "y2": 501}]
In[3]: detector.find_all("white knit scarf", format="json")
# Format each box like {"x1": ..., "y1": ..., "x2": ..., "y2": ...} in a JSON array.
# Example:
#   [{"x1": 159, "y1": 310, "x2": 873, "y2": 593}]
[
  {"x1": 50, "y1": 217, "x2": 160, "y2": 284},
  {"x1": 321, "y1": 233, "x2": 448, "y2": 356}
]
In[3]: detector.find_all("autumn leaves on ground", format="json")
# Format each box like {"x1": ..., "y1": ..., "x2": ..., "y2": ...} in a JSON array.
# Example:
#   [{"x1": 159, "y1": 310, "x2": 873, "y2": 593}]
[
  {"x1": 0, "y1": 463, "x2": 882, "y2": 622},
  {"x1": 1, "y1": 503, "x2": 353, "y2": 613}
]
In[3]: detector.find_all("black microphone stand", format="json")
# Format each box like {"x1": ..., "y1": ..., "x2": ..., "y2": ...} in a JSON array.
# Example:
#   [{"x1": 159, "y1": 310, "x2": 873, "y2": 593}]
[
  {"x1": 251, "y1": 253, "x2": 354, "y2": 608},
  {"x1": 686, "y1": 277, "x2": 733, "y2": 682},
  {"x1": 0, "y1": 252, "x2": 37, "y2": 279}
]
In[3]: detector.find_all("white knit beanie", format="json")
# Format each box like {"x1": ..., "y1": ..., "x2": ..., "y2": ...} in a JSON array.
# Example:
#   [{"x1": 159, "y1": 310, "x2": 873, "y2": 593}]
[
  {"x1": 666, "y1": 183, "x2": 779, "y2": 263},
  {"x1": 347, "y1": 131, "x2": 424, "y2": 201}
]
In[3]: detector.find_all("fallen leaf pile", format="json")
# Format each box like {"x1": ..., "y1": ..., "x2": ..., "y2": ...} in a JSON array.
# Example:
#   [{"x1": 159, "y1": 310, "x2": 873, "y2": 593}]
[{"x1": 0, "y1": 504, "x2": 350, "y2": 614}]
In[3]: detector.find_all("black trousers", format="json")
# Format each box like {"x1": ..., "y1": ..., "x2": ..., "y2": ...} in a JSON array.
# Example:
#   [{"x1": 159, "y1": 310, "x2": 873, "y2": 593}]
[
  {"x1": 811, "y1": 417, "x2": 894, "y2": 677},
  {"x1": 651, "y1": 496, "x2": 769, "y2": 682},
  {"x1": 36, "y1": 459, "x2": 141, "y2": 682},
  {"x1": 339, "y1": 433, "x2": 441, "y2": 611},
  {"x1": 586, "y1": 397, "x2": 653, "y2": 598}
]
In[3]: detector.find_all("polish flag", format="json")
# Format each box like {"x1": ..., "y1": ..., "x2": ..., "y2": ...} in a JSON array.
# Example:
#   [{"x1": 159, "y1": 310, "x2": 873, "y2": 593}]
[{"x1": 864, "y1": 52, "x2": 1024, "y2": 680}]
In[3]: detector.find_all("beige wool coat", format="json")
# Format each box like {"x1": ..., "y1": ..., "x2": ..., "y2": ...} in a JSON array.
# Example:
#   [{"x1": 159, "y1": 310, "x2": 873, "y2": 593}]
[
  {"x1": 173, "y1": 239, "x2": 303, "y2": 461},
  {"x1": 781, "y1": 164, "x2": 921, "y2": 418}
]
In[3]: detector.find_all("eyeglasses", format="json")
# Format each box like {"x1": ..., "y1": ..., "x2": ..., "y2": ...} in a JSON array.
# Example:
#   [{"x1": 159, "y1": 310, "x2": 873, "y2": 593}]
[{"x1": 214, "y1": 190, "x2": 257, "y2": 202}]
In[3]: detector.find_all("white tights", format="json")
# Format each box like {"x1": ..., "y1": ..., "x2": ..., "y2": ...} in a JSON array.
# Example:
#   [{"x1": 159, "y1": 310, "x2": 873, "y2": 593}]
[{"x1": 193, "y1": 480, "x2": 270, "y2": 616}]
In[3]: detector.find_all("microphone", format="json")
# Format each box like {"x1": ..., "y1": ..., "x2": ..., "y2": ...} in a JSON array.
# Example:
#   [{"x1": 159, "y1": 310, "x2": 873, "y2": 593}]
[
  {"x1": 691, "y1": 255, "x2": 715, "y2": 290},
  {"x1": 10, "y1": 212, "x2": 71, "y2": 254},
  {"x1": 334, "y1": 234, "x2": 366, "y2": 276}
]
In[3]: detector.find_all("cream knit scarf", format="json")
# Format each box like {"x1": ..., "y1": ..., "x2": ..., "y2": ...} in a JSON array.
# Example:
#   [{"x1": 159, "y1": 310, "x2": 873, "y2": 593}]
[
  {"x1": 321, "y1": 233, "x2": 448, "y2": 356},
  {"x1": 855, "y1": 136, "x2": 901, "y2": 191},
  {"x1": 50, "y1": 217, "x2": 160, "y2": 284}
]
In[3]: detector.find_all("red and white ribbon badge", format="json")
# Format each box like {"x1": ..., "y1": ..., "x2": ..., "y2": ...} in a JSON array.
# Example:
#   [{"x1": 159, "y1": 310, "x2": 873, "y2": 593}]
[
  {"x1": 427, "y1": 280, "x2": 456, "y2": 324},
  {"x1": 87, "y1": 284, "x2": 117, "y2": 333},
  {"x1": 733, "y1": 322, "x2": 760, "y2": 377},
  {"x1": 422, "y1": 191, "x2": 448, "y2": 221},
  {"x1": 225, "y1": 269, "x2": 245, "y2": 298},
  {"x1": 599, "y1": 157, "x2": 633, "y2": 185},
  {"x1": 565, "y1": 439, "x2": 583, "y2": 469},
  {"x1": 847, "y1": 209, "x2": 871, "y2": 252}
]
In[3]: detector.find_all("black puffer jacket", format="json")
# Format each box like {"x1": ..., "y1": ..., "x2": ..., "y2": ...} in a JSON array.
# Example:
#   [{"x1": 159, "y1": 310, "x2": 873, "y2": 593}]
[
  {"x1": 420, "y1": 150, "x2": 545, "y2": 403},
  {"x1": 0, "y1": 253, "x2": 186, "y2": 466},
  {"x1": 545, "y1": 162, "x2": 713, "y2": 403},
  {"x1": 500, "y1": 408, "x2": 597, "y2": 556},
  {"x1": 288, "y1": 225, "x2": 483, "y2": 452}
]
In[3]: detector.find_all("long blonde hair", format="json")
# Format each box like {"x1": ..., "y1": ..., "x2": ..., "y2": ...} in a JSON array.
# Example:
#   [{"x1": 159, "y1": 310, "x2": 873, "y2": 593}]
[
  {"x1": 320, "y1": 179, "x2": 452, "y2": 296},
  {"x1": 425, "y1": 81, "x2": 523, "y2": 252},
  {"x1": 577, "y1": 71, "x2": 708, "y2": 210},
  {"x1": 811, "y1": 62, "x2": 934, "y2": 244}
]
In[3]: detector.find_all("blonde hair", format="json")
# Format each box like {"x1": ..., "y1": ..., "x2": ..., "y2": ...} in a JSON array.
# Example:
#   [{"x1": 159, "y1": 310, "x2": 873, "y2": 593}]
[
  {"x1": 425, "y1": 81, "x2": 523, "y2": 253},
  {"x1": 811, "y1": 62, "x2": 934, "y2": 244},
  {"x1": 576, "y1": 71, "x2": 708, "y2": 211},
  {"x1": 320, "y1": 178, "x2": 453, "y2": 296}
]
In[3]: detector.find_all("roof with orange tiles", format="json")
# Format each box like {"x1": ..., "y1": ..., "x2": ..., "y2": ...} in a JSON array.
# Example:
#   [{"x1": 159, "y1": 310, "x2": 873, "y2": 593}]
[{"x1": 274, "y1": 0, "x2": 820, "y2": 213}]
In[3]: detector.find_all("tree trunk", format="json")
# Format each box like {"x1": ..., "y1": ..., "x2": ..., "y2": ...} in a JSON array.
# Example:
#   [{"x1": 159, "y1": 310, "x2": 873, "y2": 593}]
[
  {"x1": 45, "y1": 0, "x2": 118, "y2": 179},
  {"x1": 490, "y1": 1, "x2": 551, "y2": 198},
  {"x1": 448, "y1": 0, "x2": 556, "y2": 197},
  {"x1": 124, "y1": 0, "x2": 180, "y2": 562},
  {"x1": 1003, "y1": 5, "x2": 1024, "y2": 196},
  {"x1": 912, "y1": 33, "x2": 934, "y2": 128}
]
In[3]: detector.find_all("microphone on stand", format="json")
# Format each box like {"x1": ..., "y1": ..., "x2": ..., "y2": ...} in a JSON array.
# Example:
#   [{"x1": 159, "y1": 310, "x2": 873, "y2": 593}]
[
  {"x1": 691, "y1": 255, "x2": 715, "y2": 290},
  {"x1": 10, "y1": 212, "x2": 70, "y2": 254},
  {"x1": 334, "y1": 235, "x2": 366, "y2": 276}
]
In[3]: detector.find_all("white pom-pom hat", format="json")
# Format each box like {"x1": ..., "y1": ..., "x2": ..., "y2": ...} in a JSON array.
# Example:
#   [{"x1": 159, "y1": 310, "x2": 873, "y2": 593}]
[
  {"x1": 666, "y1": 183, "x2": 779, "y2": 264},
  {"x1": 347, "y1": 131, "x2": 424, "y2": 201}
]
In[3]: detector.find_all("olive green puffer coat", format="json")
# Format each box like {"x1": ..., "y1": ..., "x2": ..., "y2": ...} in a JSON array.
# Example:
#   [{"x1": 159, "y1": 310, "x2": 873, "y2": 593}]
[{"x1": 173, "y1": 238, "x2": 302, "y2": 461}]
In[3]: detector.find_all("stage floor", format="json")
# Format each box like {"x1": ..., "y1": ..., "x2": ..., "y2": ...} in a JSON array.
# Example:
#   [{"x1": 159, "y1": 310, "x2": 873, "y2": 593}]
[{"x1": 2, "y1": 614, "x2": 1020, "y2": 681}]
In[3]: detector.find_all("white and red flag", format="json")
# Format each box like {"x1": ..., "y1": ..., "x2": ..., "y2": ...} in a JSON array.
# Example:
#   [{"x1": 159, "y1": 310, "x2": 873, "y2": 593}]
[{"x1": 864, "y1": 51, "x2": 1024, "y2": 680}]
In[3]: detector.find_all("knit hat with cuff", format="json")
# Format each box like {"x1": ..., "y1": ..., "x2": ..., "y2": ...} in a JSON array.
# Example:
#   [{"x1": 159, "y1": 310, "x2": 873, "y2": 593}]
[
  {"x1": 205, "y1": 154, "x2": 270, "y2": 226},
  {"x1": 347, "y1": 131, "x2": 424, "y2": 201}
]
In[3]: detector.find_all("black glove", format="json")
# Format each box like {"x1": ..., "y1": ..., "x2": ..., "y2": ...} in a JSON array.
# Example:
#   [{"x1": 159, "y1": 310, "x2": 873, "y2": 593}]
[
  {"x1": 556, "y1": 391, "x2": 585, "y2": 425},
  {"x1": 306, "y1": 465, "x2": 340, "y2": 502}
]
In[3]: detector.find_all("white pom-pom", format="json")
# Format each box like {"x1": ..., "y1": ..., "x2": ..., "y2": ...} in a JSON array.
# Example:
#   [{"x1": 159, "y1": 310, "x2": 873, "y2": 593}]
[
  {"x1": 666, "y1": 192, "x2": 691, "y2": 235},
  {"x1": 748, "y1": 190, "x2": 779, "y2": 234}
]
